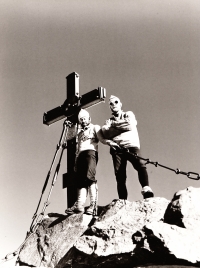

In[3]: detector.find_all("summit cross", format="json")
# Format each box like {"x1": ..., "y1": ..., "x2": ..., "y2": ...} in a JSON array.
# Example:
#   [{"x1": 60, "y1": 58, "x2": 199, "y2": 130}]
[{"x1": 43, "y1": 72, "x2": 106, "y2": 208}]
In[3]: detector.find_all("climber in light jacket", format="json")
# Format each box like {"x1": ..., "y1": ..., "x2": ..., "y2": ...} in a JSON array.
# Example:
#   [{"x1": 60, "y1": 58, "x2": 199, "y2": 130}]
[{"x1": 101, "y1": 95, "x2": 154, "y2": 200}]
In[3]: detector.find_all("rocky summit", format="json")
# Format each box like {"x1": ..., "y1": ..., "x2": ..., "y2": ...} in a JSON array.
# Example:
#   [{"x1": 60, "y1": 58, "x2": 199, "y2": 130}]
[{"x1": 16, "y1": 186, "x2": 200, "y2": 267}]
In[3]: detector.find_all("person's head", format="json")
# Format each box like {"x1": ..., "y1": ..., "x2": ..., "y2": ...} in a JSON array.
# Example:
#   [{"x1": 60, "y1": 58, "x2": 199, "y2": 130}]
[
  {"x1": 78, "y1": 109, "x2": 91, "y2": 127},
  {"x1": 109, "y1": 95, "x2": 122, "y2": 114}
]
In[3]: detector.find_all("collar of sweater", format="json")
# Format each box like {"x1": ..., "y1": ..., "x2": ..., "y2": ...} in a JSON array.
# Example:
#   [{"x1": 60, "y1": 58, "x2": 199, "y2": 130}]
[{"x1": 112, "y1": 110, "x2": 124, "y2": 120}]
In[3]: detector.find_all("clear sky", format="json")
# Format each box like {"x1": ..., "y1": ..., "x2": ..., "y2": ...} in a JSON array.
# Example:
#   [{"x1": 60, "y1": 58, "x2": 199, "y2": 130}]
[{"x1": 1, "y1": 0, "x2": 200, "y2": 265}]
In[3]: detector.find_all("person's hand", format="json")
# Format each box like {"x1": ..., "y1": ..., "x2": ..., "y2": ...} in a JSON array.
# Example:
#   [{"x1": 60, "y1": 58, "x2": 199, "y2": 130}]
[
  {"x1": 106, "y1": 140, "x2": 120, "y2": 150},
  {"x1": 110, "y1": 120, "x2": 115, "y2": 126}
]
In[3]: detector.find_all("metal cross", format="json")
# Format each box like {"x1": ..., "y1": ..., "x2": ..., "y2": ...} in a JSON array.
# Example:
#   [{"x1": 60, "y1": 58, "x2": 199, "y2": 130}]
[{"x1": 43, "y1": 72, "x2": 106, "y2": 208}]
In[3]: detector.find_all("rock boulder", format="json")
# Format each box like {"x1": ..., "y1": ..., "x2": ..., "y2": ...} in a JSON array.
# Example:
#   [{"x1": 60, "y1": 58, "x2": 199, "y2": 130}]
[{"x1": 16, "y1": 187, "x2": 200, "y2": 267}]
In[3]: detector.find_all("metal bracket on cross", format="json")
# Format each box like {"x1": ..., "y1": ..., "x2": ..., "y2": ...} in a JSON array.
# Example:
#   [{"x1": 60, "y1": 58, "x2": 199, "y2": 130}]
[{"x1": 43, "y1": 72, "x2": 106, "y2": 208}]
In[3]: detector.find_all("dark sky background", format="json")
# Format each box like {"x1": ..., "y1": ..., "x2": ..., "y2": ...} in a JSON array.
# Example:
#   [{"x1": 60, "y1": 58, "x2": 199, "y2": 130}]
[{"x1": 1, "y1": 0, "x2": 200, "y2": 264}]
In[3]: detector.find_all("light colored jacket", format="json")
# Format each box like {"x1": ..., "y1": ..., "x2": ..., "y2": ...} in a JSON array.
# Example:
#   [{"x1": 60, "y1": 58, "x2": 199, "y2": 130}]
[
  {"x1": 76, "y1": 123, "x2": 100, "y2": 156},
  {"x1": 101, "y1": 111, "x2": 140, "y2": 149}
]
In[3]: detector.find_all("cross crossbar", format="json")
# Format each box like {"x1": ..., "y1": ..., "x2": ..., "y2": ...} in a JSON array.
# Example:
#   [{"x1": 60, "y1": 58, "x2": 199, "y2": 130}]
[{"x1": 43, "y1": 87, "x2": 106, "y2": 126}]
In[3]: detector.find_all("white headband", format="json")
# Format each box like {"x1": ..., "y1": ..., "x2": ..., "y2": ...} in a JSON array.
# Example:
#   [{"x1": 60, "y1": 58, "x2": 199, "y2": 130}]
[{"x1": 78, "y1": 109, "x2": 90, "y2": 121}]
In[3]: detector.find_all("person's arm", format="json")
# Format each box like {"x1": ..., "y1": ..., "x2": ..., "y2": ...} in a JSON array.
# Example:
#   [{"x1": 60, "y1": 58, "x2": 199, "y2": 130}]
[
  {"x1": 112, "y1": 111, "x2": 137, "y2": 131},
  {"x1": 95, "y1": 125, "x2": 109, "y2": 145},
  {"x1": 101, "y1": 118, "x2": 122, "y2": 139},
  {"x1": 96, "y1": 127, "x2": 120, "y2": 148}
]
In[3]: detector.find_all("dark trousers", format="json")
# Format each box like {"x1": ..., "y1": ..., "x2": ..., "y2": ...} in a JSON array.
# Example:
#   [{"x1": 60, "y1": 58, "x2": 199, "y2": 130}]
[
  {"x1": 75, "y1": 150, "x2": 98, "y2": 188},
  {"x1": 110, "y1": 147, "x2": 149, "y2": 199}
]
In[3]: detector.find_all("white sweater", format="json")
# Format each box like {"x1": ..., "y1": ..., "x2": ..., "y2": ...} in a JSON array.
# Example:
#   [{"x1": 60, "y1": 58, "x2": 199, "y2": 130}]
[
  {"x1": 76, "y1": 123, "x2": 101, "y2": 155},
  {"x1": 101, "y1": 111, "x2": 140, "y2": 149}
]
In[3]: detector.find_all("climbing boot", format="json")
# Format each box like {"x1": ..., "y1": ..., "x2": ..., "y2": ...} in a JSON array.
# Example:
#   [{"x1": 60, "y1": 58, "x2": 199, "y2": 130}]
[
  {"x1": 65, "y1": 201, "x2": 84, "y2": 215},
  {"x1": 65, "y1": 187, "x2": 87, "y2": 214},
  {"x1": 86, "y1": 182, "x2": 98, "y2": 216},
  {"x1": 141, "y1": 186, "x2": 154, "y2": 199},
  {"x1": 85, "y1": 201, "x2": 98, "y2": 216}
]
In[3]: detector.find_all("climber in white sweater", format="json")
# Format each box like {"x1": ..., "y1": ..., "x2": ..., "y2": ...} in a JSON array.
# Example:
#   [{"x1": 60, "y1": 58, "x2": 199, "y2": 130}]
[
  {"x1": 101, "y1": 95, "x2": 154, "y2": 200},
  {"x1": 65, "y1": 109, "x2": 100, "y2": 216}
]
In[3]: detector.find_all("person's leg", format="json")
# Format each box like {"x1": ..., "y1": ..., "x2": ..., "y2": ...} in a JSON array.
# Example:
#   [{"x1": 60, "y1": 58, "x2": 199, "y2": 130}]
[
  {"x1": 111, "y1": 149, "x2": 128, "y2": 199},
  {"x1": 86, "y1": 181, "x2": 98, "y2": 216},
  {"x1": 65, "y1": 187, "x2": 87, "y2": 214},
  {"x1": 77, "y1": 187, "x2": 88, "y2": 206},
  {"x1": 128, "y1": 147, "x2": 154, "y2": 199},
  {"x1": 65, "y1": 152, "x2": 88, "y2": 214},
  {"x1": 83, "y1": 150, "x2": 98, "y2": 215}
]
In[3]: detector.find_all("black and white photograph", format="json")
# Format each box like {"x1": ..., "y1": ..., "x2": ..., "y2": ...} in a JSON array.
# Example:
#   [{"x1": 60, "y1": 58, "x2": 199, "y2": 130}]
[{"x1": 1, "y1": 0, "x2": 200, "y2": 267}]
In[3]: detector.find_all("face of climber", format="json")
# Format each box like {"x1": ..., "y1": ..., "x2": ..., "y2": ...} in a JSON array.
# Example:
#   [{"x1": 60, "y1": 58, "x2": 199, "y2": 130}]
[
  {"x1": 79, "y1": 116, "x2": 91, "y2": 128},
  {"x1": 109, "y1": 97, "x2": 122, "y2": 114}
]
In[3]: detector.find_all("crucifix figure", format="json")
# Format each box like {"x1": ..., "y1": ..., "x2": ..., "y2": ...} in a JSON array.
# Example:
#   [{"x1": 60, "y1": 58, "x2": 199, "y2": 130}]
[{"x1": 43, "y1": 72, "x2": 106, "y2": 208}]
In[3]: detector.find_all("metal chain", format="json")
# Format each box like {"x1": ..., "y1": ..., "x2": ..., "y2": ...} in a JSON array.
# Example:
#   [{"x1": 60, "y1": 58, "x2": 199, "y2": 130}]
[{"x1": 124, "y1": 148, "x2": 200, "y2": 181}]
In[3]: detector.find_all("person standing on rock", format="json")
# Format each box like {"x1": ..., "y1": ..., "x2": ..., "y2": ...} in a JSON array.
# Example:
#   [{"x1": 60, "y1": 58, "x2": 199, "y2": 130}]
[
  {"x1": 65, "y1": 109, "x2": 104, "y2": 216},
  {"x1": 101, "y1": 95, "x2": 154, "y2": 200}
]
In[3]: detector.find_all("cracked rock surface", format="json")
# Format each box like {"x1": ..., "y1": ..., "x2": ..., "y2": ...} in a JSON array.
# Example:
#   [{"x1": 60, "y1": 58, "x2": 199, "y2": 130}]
[{"x1": 17, "y1": 187, "x2": 200, "y2": 267}]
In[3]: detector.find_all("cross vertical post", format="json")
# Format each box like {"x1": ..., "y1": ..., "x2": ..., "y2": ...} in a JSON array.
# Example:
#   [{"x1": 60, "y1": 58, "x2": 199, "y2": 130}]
[{"x1": 64, "y1": 72, "x2": 79, "y2": 208}]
